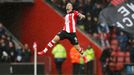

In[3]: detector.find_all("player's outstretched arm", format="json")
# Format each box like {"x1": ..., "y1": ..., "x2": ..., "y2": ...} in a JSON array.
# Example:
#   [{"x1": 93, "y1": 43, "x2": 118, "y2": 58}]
[{"x1": 78, "y1": 13, "x2": 86, "y2": 20}]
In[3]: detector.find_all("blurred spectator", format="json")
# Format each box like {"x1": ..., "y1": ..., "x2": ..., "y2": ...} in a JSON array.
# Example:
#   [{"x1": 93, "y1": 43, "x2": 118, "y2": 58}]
[
  {"x1": 8, "y1": 41, "x2": 16, "y2": 62},
  {"x1": 0, "y1": 23, "x2": 6, "y2": 36},
  {"x1": 83, "y1": 13, "x2": 92, "y2": 33},
  {"x1": 0, "y1": 23, "x2": 31, "y2": 63},
  {"x1": 100, "y1": 39, "x2": 120, "y2": 75},
  {"x1": 0, "y1": 37, "x2": 10, "y2": 62},
  {"x1": 129, "y1": 39, "x2": 134, "y2": 63},
  {"x1": 4, "y1": 35, "x2": 16, "y2": 62},
  {"x1": 51, "y1": 0, "x2": 67, "y2": 12},
  {"x1": 106, "y1": 39, "x2": 125, "y2": 75},
  {"x1": 110, "y1": 39, "x2": 119, "y2": 51},
  {"x1": 7, "y1": 36, "x2": 13, "y2": 42},
  {"x1": 93, "y1": 32, "x2": 100, "y2": 40},
  {"x1": 84, "y1": 45, "x2": 95, "y2": 75},
  {"x1": 98, "y1": 23, "x2": 110, "y2": 49},
  {"x1": 117, "y1": 31, "x2": 128, "y2": 52},
  {"x1": 22, "y1": 43, "x2": 31, "y2": 62},
  {"x1": 70, "y1": 47, "x2": 85, "y2": 75},
  {"x1": 70, "y1": 0, "x2": 80, "y2": 10},
  {"x1": 82, "y1": 0, "x2": 92, "y2": 14},
  {"x1": 92, "y1": 1, "x2": 103, "y2": 17},
  {"x1": 0, "y1": 44, "x2": 2, "y2": 62},
  {"x1": 0, "y1": 32, "x2": 17, "y2": 63},
  {"x1": 100, "y1": 47, "x2": 112, "y2": 75},
  {"x1": 16, "y1": 46, "x2": 23, "y2": 62},
  {"x1": 52, "y1": 43, "x2": 66, "y2": 75},
  {"x1": 110, "y1": 27, "x2": 118, "y2": 40}
]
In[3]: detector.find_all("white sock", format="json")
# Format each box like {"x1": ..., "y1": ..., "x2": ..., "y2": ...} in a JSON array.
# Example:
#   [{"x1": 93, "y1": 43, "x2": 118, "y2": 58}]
[{"x1": 43, "y1": 48, "x2": 48, "y2": 53}]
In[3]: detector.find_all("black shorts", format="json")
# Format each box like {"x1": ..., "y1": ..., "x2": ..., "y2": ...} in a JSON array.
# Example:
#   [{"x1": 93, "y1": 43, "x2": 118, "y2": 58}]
[{"x1": 57, "y1": 31, "x2": 79, "y2": 45}]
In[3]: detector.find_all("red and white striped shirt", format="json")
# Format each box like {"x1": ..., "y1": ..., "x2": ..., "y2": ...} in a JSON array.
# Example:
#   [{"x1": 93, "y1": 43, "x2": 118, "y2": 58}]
[{"x1": 63, "y1": 10, "x2": 79, "y2": 33}]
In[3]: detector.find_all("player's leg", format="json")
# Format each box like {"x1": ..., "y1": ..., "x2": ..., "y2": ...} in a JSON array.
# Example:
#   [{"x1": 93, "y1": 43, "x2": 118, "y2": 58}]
[
  {"x1": 38, "y1": 31, "x2": 66, "y2": 55},
  {"x1": 67, "y1": 33, "x2": 83, "y2": 54},
  {"x1": 74, "y1": 44, "x2": 84, "y2": 54},
  {"x1": 74, "y1": 44, "x2": 88, "y2": 63},
  {"x1": 68, "y1": 33, "x2": 88, "y2": 63},
  {"x1": 37, "y1": 35, "x2": 60, "y2": 55}
]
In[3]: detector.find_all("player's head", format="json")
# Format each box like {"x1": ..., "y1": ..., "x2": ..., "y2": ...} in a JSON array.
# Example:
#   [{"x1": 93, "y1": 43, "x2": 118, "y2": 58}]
[{"x1": 66, "y1": 2, "x2": 73, "y2": 13}]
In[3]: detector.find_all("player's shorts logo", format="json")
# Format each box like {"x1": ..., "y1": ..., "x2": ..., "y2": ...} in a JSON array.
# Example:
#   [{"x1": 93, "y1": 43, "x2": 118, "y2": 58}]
[{"x1": 74, "y1": 37, "x2": 78, "y2": 43}]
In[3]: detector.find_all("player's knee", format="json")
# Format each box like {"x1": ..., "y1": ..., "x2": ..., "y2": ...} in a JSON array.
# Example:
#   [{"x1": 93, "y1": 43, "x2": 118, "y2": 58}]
[
  {"x1": 74, "y1": 45, "x2": 80, "y2": 50},
  {"x1": 53, "y1": 36, "x2": 60, "y2": 42}
]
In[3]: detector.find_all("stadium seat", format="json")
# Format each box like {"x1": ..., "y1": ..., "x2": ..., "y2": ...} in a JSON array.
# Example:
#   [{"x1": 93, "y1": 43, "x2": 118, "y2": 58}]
[
  {"x1": 125, "y1": 52, "x2": 130, "y2": 64},
  {"x1": 111, "y1": 51, "x2": 117, "y2": 56},
  {"x1": 109, "y1": 62, "x2": 116, "y2": 71},
  {"x1": 117, "y1": 52, "x2": 125, "y2": 63},
  {"x1": 110, "y1": 51, "x2": 117, "y2": 63},
  {"x1": 115, "y1": 63, "x2": 124, "y2": 71}
]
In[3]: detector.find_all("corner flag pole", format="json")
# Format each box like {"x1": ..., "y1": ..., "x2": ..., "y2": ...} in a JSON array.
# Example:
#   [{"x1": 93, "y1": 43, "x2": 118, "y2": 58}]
[{"x1": 33, "y1": 42, "x2": 37, "y2": 75}]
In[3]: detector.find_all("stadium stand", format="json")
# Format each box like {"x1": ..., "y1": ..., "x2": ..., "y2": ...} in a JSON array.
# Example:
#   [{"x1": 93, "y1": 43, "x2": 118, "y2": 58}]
[{"x1": 0, "y1": 0, "x2": 134, "y2": 75}]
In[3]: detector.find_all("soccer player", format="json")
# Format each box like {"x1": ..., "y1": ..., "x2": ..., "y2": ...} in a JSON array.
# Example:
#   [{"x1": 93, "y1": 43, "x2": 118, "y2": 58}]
[{"x1": 38, "y1": 3, "x2": 87, "y2": 62}]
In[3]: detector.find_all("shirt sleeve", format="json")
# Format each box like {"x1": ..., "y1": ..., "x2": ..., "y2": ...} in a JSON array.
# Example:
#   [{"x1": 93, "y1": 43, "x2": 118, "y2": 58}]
[{"x1": 74, "y1": 10, "x2": 79, "y2": 17}]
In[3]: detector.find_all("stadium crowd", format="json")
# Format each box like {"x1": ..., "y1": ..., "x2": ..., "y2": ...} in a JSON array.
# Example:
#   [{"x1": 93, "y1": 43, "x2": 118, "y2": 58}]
[
  {"x1": 49, "y1": 0, "x2": 133, "y2": 75},
  {"x1": 0, "y1": 23, "x2": 31, "y2": 63}
]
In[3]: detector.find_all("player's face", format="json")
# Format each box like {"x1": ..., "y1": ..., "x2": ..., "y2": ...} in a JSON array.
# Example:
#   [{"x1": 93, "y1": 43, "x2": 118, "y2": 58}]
[{"x1": 66, "y1": 3, "x2": 73, "y2": 13}]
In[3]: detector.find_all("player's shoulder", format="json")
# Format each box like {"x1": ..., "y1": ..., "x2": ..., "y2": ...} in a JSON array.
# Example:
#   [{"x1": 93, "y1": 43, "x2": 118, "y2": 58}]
[{"x1": 73, "y1": 10, "x2": 79, "y2": 16}]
